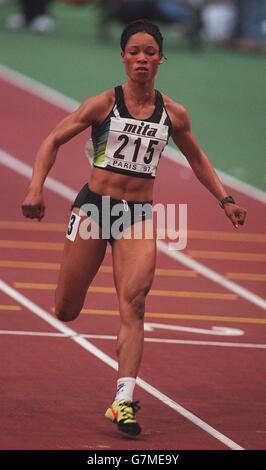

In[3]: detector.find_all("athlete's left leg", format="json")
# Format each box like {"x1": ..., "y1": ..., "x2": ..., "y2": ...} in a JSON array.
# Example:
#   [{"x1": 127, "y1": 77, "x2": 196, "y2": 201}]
[
  {"x1": 111, "y1": 222, "x2": 157, "y2": 379},
  {"x1": 105, "y1": 221, "x2": 156, "y2": 435}
]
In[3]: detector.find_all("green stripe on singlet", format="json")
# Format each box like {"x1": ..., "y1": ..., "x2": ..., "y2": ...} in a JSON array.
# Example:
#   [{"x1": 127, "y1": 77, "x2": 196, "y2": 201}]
[{"x1": 94, "y1": 147, "x2": 106, "y2": 166}]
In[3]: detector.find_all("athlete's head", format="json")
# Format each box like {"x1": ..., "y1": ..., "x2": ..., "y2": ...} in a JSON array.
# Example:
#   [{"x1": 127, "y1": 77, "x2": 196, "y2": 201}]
[
  {"x1": 120, "y1": 20, "x2": 164, "y2": 56},
  {"x1": 120, "y1": 20, "x2": 164, "y2": 82}
]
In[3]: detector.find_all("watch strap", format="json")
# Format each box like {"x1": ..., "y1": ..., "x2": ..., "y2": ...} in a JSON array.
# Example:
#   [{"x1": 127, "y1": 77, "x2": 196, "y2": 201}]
[{"x1": 220, "y1": 196, "x2": 236, "y2": 208}]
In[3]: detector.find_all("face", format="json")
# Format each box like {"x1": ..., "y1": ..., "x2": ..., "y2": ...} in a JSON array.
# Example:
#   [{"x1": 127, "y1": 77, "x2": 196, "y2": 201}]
[{"x1": 121, "y1": 32, "x2": 162, "y2": 83}]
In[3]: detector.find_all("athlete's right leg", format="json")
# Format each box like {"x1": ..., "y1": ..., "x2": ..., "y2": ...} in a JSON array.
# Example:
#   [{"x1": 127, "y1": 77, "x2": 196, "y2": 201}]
[{"x1": 54, "y1": 210, "x2": 107, "y2": 322}]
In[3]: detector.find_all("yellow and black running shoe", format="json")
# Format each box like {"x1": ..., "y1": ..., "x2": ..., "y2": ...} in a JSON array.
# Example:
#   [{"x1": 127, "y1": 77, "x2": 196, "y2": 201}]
[{"x1": 105, "y1": 400, "x2": 141, "y2": 436}]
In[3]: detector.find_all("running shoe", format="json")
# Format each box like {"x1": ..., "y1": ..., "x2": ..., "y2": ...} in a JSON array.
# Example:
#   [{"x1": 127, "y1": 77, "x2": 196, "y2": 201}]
[{"x1": 105, "y1": 400, "x2": 141, "y2": 436}]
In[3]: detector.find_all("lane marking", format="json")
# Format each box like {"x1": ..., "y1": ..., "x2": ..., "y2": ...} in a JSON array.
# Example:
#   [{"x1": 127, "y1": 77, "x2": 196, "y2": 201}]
[
  {"x1": 0, "y1": 260, "x2": 61, "y2": 270},
  {"x1": 2, "y1": 260, "x2": 266, "y2": 283},
  {"x1": 187, "y1": 230, "x2": 266, "y2": 243},
  {"x1": 1, "y1": 239, "x2": 265, "y2": 263},
  {"x1": 165, "y1": 228, "x2": 266, "y2": 243},
  {"x1": 0, "y1": 240, "x2": 63, "y2": 250},
  {"x1": 0, "y1": 65, "x2": 79, "y2": 113},
  {"x1": 157, "y1": 241, "x2": 266, "y2": 310},
  {"x1": 143, "y1": 322, "x2": 244, "y2": 336},
  {"x1": 1, "y1": 149, "x2": 265, "y2": 310},
  {"x1": 226, "y1": 272, "x2": 266, "y2": 282},
  {"x1": 0, "y1": 279, "x2": 245, "y2": 450},
  {"x1": 6, "y1": 305, "x2": 266, "y2": 325},
  {"x1": 143, "y1": 338, "x2": 266, "y2": 349},
  {"x1": 1, "y1": 329, "x2": 266, "y2": 350},
  {"x1": 2, "y1": 220, "x2": 266, "y2": 243},
  {"x1": 13, "y1": 281, "x2": 237, "y2": 301},
  {"x1": 0, "y1": 149, "x2": 77, "y2": 201},
  {"x1": 0, "y1": 260, "x2": 198, "y2": 278},
  {"x1": 0, "y1": 305, "x2": 21, "y2": 311},
  {"x1": 0, "y1": 63, "x2": 265, "y2": 203},
  {"x1": 0, "y1": 220, "x2": 64, "y2": 232},
  {"x1": 165, "y1": 145, "x2": 266, "y2": 204},
  {"x1": 188, "y1": 250, "x2": 266, "y2": 262},
  {"x1": 0, "y1": 330, "x2": 64, "y2": 338},
  {"x1": 0, "y1": 324, "x2": 245, "y2": 339},
  {"x1": 79, "y1": 308, "x2": 266, "y2": 325}
]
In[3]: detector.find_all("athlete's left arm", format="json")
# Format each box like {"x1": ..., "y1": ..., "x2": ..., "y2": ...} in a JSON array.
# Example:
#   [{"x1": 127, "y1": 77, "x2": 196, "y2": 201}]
[{"x1": 170, "y1": 103, "x2": 247, "y2": 227}]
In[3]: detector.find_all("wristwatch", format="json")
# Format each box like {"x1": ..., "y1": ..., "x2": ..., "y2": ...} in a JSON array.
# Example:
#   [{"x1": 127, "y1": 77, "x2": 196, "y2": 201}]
[{"x1": 220, "y1": 196, "x2": 236, "y2": 208}]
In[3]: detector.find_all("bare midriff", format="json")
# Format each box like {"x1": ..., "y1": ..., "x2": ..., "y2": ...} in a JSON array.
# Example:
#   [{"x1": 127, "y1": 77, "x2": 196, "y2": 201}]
[{"x1": 88, "y1": 167, "x2": 154, "y2": 202}]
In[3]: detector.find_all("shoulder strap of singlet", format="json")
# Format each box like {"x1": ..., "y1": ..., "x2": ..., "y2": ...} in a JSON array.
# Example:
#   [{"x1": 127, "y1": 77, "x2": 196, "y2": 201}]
[
  {"x1": 156, "y1": 91, "x2": 168, "y2": 125},
  {"x1": 156, "y1": 90, "x2": 173, "y2": 136},
  {"x1": 159, "y1": 108, "x2": 168, "y2": 125},
  {"x1": 113, "y1": 86, "x2": 122, "y2": 117},
  {"x1": 113, "y1": 104, "x2": 120, "y2": 118}
]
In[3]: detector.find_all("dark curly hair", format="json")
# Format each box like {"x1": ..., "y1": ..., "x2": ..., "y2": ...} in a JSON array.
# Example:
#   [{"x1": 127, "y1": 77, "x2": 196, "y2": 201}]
[{"x1": 120, "y1": 19, "x2": 164, "y2": 55}]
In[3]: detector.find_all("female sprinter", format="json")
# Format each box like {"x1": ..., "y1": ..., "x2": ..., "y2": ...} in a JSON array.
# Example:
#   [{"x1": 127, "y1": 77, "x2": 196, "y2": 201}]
[{"x1": 22, "y1": 20, "x2": 246, "y2": 437}]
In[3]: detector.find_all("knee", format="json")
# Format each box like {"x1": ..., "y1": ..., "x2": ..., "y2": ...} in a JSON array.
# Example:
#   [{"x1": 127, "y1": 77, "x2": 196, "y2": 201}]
[
  {"x1": 131, "y1": 293, "x2": 146, "y2": 320},
  {"x1": 121, "y1": 287, "x2": 150, "y2": 322},
  {"x1": 54, "y1": 287, "x2": 82, "y2": 322},
  {"x1": 54, "y1": 304, "x2": 80, "y2": 323}
]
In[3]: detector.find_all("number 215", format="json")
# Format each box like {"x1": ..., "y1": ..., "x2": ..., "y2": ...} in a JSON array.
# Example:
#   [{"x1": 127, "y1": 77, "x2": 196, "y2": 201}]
[{"x1": 113, "y1": 135, "x2": 159, "y2": 164}]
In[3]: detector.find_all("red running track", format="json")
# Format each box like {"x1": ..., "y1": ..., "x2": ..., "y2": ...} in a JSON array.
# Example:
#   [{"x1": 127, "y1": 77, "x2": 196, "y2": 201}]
[{"x1": 0, "y1": 75, "x2": 266, "y2": 450}]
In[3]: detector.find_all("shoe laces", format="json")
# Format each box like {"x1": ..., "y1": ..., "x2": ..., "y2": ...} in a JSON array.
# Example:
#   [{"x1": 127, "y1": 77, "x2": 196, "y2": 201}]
[{"x1": 118, "y1": 400, "x2": 140, "y2": 420}]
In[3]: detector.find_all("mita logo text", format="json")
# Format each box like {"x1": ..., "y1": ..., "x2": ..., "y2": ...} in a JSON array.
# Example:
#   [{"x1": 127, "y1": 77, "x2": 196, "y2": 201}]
[{"x1": 123, "y1": 121, "x2": 158, "y2": 137}]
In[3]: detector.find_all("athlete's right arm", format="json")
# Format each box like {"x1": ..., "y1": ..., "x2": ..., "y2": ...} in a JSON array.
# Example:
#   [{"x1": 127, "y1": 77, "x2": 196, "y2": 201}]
[{"x1": 22, "y1": 91, "x2": 113, "y2": 220}]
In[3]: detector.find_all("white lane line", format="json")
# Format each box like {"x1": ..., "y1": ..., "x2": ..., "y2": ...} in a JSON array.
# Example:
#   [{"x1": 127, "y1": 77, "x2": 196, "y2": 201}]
[
  {"x1": 0, "y1": 279, "x2": 244, "y2": 450},
  {"x1": 157, "y1": 241, "x2": 266, "y2": 310},
  {"x1": 1, "y1": 148, "x2": 265, "y2": 310},
  {"x1": 144, "y1": 322, "x2": 244, "y2": 336},
  {"x1": 0, "y1": 63, "x2": 265, "y2": 204},
  {"x1": 0, "y1": 64, "x2": 78, "y2": 112},
  {"x1": 143, "y1": 338, "x2": 266, "y2": 349},
  {"x1": 165, "y1": 146, "x2": 266, "y2": 204},
  {"x1": 0, "y1": 330, "x2": 66, "y2": 337},
  {"x1": 1, "y1": 329, "x2": 266, "y2": 349},
  {"x1": 0, "y1": 149, "x2": 77, "y2": 201}
]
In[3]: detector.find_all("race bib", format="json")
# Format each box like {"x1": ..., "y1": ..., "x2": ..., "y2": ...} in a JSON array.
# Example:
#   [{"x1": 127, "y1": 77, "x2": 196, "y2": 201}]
[
  {"x1": 105, "y1": 117, "x2": 168, "y2": 176},
  {"x1": 66, "y1": 212, "x2": 81, "y2": 242}
]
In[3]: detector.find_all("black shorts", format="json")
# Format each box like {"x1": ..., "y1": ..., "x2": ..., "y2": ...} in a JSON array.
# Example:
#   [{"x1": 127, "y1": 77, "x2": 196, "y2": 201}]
[{"x1": 72, "y1": 184, "x2": 153, "y2": 243}]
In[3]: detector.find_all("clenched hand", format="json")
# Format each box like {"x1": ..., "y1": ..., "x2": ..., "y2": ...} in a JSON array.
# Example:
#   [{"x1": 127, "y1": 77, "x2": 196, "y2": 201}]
[
  {"x1": 21, "y1": 189, "x2": 45, "y2": 221},
  {"x1": 223, "y1": 204, "x2": 247, "y2": 228}
]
